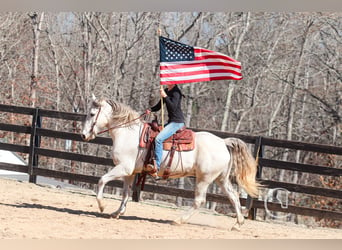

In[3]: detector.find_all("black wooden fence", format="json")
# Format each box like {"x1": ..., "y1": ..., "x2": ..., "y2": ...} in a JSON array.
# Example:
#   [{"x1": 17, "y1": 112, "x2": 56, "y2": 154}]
[{"x1": 0, "y1": 103, "x2": 341, "y2": 222}]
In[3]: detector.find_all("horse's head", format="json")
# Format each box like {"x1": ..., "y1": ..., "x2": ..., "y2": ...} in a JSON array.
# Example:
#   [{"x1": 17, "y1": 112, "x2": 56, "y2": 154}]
[{"x1": 81, "y1": 94, "x2": 110, "y2": 141}]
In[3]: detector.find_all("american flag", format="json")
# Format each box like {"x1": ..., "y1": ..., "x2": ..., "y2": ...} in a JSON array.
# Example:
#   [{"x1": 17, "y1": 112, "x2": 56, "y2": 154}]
[{"x1": 159, "y1": 36, "x2": 242, "y2": 85}]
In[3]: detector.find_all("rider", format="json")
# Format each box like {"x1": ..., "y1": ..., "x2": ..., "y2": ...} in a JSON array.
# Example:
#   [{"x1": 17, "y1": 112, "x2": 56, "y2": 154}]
[{"x1": 146, "y1": 84, "x2": 185, "y2": 175}]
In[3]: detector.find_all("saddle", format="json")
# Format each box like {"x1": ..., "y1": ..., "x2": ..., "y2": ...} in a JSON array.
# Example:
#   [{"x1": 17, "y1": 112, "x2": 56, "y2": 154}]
[
  {"x1": 139, "y1": 121, "x2": 195, "y2": 179},
  {"x1": 139, "y1": 122, "x2": 195, "y2": 152}
]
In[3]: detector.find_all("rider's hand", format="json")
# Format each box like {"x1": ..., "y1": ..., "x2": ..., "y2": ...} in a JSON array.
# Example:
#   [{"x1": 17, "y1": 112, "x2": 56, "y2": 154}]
[
  {"x1": 145, "y1": 109, "x2": 151, "y2": 115},
  {"x1": 160, "y1": 88, "x2": 167, "y2": 98}
]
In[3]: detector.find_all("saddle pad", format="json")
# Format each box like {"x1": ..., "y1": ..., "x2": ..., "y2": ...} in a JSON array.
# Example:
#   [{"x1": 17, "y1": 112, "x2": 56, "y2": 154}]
[{"x1": 139, "y1": 123, "x2": 195, "y2": 152}]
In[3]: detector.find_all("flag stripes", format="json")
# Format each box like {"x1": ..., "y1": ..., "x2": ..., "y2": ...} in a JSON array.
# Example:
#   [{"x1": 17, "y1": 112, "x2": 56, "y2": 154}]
[{"x1": 159, "y1": 37, "x2": 242, "y2": 85}]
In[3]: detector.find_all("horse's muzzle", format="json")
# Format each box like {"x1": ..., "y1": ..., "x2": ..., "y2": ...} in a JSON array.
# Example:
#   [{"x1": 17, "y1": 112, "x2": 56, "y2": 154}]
[
  {"x1": 81, "y1": 134, "x2": 87, "y2": 140},
  {"x1": 81, "y1": 132, "x2": 96, "y2": 141}
]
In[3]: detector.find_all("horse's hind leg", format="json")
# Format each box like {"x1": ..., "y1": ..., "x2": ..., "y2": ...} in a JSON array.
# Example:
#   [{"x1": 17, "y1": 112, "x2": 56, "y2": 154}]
[
  {"x1": 110, "y1": 175, "x2": 135, "y2": 218},
  {"x1": 173, "y1": 179, "x2": 210, "y2": 225},
  {"x1": 216, "y1": 179, "x2": 244, "y2": 230}
]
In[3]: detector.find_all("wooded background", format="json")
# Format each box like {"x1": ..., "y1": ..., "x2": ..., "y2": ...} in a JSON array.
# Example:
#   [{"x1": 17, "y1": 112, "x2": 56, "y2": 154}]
[{"x1": 0, "y1": 12, "x2": 341, "y2": 228}]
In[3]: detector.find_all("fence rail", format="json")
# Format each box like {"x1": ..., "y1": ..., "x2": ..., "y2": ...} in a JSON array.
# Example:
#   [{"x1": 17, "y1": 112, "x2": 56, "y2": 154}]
[{"x1": 0, "y1": 103, "x2": 341, "y2": 221}]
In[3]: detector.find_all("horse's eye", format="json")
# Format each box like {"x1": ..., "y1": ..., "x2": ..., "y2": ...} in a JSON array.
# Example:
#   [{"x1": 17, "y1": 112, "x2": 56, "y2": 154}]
[{"x1": 90, "y1": 113, "x2": 95, "y2": 117}]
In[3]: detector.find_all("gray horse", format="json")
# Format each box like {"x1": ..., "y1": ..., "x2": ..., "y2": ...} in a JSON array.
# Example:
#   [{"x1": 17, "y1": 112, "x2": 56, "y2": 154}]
[{"x1": 81, "y1": 95, "x2": 260, "y2": 230}]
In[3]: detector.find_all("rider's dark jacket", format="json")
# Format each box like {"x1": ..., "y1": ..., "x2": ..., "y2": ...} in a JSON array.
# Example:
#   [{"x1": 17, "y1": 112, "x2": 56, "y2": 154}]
[{"x1": 151, "y1": 85, "x2": 185, "y2": 124}]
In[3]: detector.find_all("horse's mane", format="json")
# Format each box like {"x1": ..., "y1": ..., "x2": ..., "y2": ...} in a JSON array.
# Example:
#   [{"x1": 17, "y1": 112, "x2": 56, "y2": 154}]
[{"x1": 105, "y1": 99, "x2": 140, "y2": 125}]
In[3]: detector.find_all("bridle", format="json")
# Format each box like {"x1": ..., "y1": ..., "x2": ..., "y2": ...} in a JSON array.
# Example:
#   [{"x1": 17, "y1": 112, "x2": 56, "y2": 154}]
[
  {"x1": 90, "y1": 106, "x2": 147, "y2": 136},
  {"x1": 89, "y1": 106, "x2": 102, "y2": 136}
]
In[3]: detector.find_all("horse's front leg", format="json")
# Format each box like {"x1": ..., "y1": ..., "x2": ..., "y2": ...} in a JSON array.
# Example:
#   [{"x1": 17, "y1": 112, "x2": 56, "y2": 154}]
[
  {"x1": 96, "y1": 164, "x2": 131, "y2": 213},
  {"x1": 110, "y1": 175, "x2": 136, "y2": 219}
]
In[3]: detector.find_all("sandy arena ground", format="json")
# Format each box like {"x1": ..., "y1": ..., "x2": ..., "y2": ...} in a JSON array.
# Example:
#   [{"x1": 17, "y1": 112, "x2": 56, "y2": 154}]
[{"x1": 0, "y1": 178, "x2": 341, "y2": 239}]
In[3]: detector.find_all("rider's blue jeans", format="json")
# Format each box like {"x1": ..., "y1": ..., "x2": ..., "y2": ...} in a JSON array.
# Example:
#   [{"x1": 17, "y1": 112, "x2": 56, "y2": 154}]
[{"x1": 154, "y1": 122, "x2": 185, "y2": 169}]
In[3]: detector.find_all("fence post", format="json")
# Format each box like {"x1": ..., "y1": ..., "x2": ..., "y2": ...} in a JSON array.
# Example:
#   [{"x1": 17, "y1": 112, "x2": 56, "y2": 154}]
[
  {"x1": 247, "y1": 136, "x2": 264, "y2": 220},
  {"x1": 28, "y1": 108, "x2": 41, "y2": 183},
  {"x1": 132, "y1": 174, "x2": 141, "y2": 202}
]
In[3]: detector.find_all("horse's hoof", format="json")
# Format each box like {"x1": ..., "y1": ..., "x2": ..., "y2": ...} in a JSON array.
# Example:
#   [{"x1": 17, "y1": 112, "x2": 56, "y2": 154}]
[
  {"x1": 231, "y1": 223, "x2": 241, "y2": 232},
  {"x1": 110, "y1": 213, "x2": 120, "y2": 219},
  {"x1": 237, "y1": 215, "x2": 245, "y2": 225},
  {"x1": 97, "y1": 200, "x2": 105, "y2": 213},
  {"x1": 110, "y1": 211, "x2": 125, "y2": 219},
  {"x1": 172, "y1": 218, "x2": 182, "y2": 225}
]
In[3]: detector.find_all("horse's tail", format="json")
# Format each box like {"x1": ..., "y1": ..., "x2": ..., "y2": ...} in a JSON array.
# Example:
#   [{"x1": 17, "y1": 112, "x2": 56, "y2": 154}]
[{"x1": 225, "y1": 138, "x2": 261, "y2": 198}]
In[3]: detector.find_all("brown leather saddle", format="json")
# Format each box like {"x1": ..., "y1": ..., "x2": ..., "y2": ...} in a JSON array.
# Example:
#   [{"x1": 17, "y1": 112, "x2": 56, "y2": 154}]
[
  {"x1": 139, "y1": 121, "x2": 195, "y2": 179},
  {"x1": 139, "y1": 122, "x2": 195, "y2": 152}
]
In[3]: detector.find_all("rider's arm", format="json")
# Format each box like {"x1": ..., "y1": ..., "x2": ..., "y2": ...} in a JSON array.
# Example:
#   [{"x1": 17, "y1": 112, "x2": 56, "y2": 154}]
[{"x1": 150, "y1": 99, "x2": 162, "y2": 112}]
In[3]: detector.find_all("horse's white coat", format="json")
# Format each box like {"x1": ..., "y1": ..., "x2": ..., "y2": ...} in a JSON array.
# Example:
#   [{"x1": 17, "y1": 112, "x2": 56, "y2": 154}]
[{"x1": 81, "y1": 96, "x2": 259, "y2": 229}]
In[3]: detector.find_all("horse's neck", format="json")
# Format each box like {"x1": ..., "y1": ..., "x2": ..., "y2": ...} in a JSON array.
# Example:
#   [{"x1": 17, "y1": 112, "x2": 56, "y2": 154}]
[
  {"x1": 108, "y1": 119, "x2": 142, "y2": 143},
  {"x1": 105, "y1": 102, "x2": 143, "y2": 144}
]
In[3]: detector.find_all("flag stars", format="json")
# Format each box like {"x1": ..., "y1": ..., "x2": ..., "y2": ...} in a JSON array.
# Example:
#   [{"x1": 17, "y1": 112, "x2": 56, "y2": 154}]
[{"x1": 161, "y1": 37, "x2": 194, "y2": 62}]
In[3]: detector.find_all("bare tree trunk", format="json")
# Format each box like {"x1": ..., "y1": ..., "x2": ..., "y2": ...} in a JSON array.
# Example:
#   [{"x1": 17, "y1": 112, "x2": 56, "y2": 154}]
[
  {"x1": 46, "y1": 18, "x2": 60, "y2": 170},
  {"x1": 185, "y1": 84, "x2": 195, "y2": 126},
  {"x1": 81, "y1": 13, "x2": 93, "y2": 102},
  {"x1": 113, "y1": 13, "x2": 127, "y2": 99},
  {"x1": 268, "y1": 81, "x2": 290, "y2": 137},
  {"x1": 4, "y1": 61, "x2": 15, "y2": 143},
  {"x1": 221, "y1": 86, "x2": 234, "y2": 131},
  {"x1": 29, "y1": 12, "x2": 44, "y2": 107},
  {"x1": 46, "y1": 24, "x2": 60, "y2": 111},
  {"x1": 221, "y1": 12, "x2": 250, "y2": 131}
]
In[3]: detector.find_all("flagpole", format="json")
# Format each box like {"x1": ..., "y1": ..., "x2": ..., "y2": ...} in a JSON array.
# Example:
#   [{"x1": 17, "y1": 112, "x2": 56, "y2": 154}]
[
  {"x1": 158, "y1": 28, "x2": 165, "y2": 129},
  {"x1": 160, "y1": 86, "x2": 164, "y2": 129}
]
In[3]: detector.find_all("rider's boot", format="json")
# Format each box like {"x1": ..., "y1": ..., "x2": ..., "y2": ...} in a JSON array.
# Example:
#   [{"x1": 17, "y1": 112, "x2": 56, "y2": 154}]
[{"x1": 144, "y1": 159, "x2": 158, "y2": 177}]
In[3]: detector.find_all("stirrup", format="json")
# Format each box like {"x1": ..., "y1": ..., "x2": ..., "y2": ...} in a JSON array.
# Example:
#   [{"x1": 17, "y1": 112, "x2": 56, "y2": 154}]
[
  {"x1": 144, "y1": 163, "x2": 156, "y2": 172},
  {"x1": 143, "y1": 160, "x2": 158, "y2": 177},
  {"x1": 146, "y1": 165, "x2": 158, "y2": 178}
]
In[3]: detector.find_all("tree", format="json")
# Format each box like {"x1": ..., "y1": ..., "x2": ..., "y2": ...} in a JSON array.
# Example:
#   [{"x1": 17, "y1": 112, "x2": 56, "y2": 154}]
[{"x1": 28, "y1": 12, "x2": 45, "y2": 108}]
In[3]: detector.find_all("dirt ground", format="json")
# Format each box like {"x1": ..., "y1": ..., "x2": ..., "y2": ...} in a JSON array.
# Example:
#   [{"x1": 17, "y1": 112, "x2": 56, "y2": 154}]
[{"x1": 0, "y1": 178, "x2": 341, "y2": 239}]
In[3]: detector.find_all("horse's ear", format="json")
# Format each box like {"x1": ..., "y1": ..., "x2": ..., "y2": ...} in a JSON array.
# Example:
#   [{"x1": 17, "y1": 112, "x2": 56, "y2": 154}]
[{"x1": 91, "y1": 93, "x2": 100, "y2": 107}]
